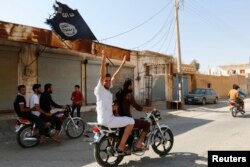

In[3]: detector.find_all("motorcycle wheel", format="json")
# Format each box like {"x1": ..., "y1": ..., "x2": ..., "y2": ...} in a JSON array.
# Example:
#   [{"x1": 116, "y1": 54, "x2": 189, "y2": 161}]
[
  {"x1": 94, "y1": 136, "x2": 124, "y2": 167},
  {"x1": 65, "y1": 118, "x2": 85, "y2": 139},
  {"x1": 152, "y1": 127, "x2": 174, "y2": 156},
  {"x1": 17, "y1": 125, "x2": 39, "y2": 148},
  {"x1": 240, "y1": 111, "x2": 245, "y2": 115},
  {"x1": 231, "y1": 107, "x2": 237, "y2": 117}
]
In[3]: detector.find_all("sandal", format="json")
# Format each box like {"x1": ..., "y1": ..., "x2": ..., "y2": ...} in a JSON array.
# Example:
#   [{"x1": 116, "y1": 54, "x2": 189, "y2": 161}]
[
  {"x1": 52, "y1": 138, "x2": 62, "y2": 144},
  {"x1": 39, "y1": 136, "x2": 47, "y2": 144},
  {"x1": 39, "y1": 139, "x2": 47, "y2": 144},
  {"x1": 134, "y1": 146, "x2": 149, "y2": 152},
  {"x1": 117, "y1": 147, "x2": 131, "y2": 155}
]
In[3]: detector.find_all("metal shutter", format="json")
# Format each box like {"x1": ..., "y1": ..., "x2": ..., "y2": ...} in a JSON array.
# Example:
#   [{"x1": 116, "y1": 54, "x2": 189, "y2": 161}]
[
  {"x1": 152, "y1": 75, "x2": 166, "y2": 101},
  {"x1": 86, "y1": 62, "x2": 100, "y2": 104},
  {"x1": 0, "y1": 49, "x2": 18, "y2": 111},
  {"x1": 38, "y1": 54, "x2": 81, "y2": 105}
]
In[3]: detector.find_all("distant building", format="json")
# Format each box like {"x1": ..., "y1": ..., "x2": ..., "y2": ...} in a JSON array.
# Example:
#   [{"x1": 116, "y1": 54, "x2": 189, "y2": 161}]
[{"x1": 219, "y1": 64, "x2": 250, "y2": 78}]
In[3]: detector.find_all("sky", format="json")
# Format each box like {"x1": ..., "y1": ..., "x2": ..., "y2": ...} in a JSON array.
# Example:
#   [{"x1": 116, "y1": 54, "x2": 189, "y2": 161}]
[{"x1": 0, "y1": 0, "x2": 250, "y2": 73}]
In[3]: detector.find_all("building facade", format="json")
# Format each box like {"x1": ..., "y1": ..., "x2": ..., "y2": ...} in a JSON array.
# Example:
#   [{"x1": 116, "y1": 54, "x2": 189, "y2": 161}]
[
  {"x1": 220, "y1": 64, "x2": 250, "y2": 78},
  {"x1": 0, "y1": 21, "x2": 132, "y2": 111}
]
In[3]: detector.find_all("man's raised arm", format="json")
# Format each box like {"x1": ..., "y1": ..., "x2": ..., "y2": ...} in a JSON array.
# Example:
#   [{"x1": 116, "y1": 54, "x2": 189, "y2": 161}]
[
  {"x1": 100, "y1": 50, "x2": 106, "y2": 83},
  {"x1": 111, "y1": 54, "x2": 128, "y2": 85}
]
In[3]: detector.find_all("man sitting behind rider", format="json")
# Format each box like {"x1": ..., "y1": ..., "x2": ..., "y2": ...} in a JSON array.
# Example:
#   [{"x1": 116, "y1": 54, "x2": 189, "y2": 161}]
[
  {"x1": 94, "y1": 51, "x2": 134, "y2": 155},
  {"x1": 228, "y1": 84, "x2": 244, "y2": 111},
  {"x1": 236, "y1": 85, "x2": 246, "y2": 111},
  {"x1": 14, "y1": 85, "x2": 46, "y2": 143},
  {"x1": 29, "y1": 84, "x2": 52, "y2": 143},
  {"x1": 116, "y1": 78, "x2": 154, "y2": 151}
]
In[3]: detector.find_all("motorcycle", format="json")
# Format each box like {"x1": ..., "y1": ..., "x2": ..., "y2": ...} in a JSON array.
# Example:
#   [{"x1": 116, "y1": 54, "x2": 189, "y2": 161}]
[
  {"x1": 88, "y1": 110, "x2": 174, "y2": 167},
  {"x1": 15, "y1": 105, "x2": 85, "y2": 148},
  {"x1": 228, "y1": 99, "x2": 245, "y2": 117}
]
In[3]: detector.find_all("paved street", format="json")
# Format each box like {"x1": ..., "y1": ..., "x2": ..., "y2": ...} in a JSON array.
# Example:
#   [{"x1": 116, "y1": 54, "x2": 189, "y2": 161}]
[{"x1": 0, "y1": 99, "x2": 250, "y2": 167}]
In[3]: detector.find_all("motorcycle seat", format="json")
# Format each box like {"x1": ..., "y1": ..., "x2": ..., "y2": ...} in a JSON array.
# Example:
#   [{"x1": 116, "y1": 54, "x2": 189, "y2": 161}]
[
  {"x1": 17, "y1": 117, "x2": 32, "y2": 124},
  {"x1": 98, "y1": 125, "x2": 120, "y2": 131}
]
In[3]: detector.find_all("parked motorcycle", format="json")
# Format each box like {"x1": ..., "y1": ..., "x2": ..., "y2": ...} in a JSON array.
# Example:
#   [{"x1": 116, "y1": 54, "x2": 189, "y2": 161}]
[
  {"x1": 15, "y1": 105, "x2": 85, "y2": 148},
  {"x1": 228, "y1": 100, "x2": 245, "y2": 117},
  {"x1": 88, "y1": 110, "x2": 174, "y2": 167}
]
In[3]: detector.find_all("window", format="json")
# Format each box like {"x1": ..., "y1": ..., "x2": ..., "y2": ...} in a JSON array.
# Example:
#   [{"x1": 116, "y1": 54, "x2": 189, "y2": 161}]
[
  {"x1": 206, "y1": 89, "x2": 212, "y2": 95},
  {"x1": 240, "y1": 69, "x2": 245, "y2": 74},
  {"x1": 210, "y1": 89, "x2": 216, "y2": 95},
  {"x1": 149, "y1": 64, "x2": 165, "y2": 75}
]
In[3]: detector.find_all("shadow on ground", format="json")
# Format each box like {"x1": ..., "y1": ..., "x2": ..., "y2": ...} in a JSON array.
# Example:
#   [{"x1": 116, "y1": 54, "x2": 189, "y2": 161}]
[
  {"x1": 120, "y1": 152, "x2": 207, "y2": 167},
  {"x1": 185, "y1": 100, "x2": 228, "y2": 110}
]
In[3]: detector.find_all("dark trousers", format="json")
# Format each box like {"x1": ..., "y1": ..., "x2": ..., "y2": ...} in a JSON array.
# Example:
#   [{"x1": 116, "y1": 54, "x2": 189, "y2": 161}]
[
  {"x1": 18, "y1": 112, "x2": 45, "y2": 135},
  {"x1": 236, "y1": 98, "x2": 244, "y2": 110},
  {"x1": 134, "y1": 119, "x2": 150, "y2": 133},
  {"x1": 71, "y1": 105, "x2": 81, "y2": 117},
  {"x1": 40, "y1": 114, "x2": 62, "y2": 131},
  {"x1": 120, "y1": 119, "x2": 150, "y2": 147}
]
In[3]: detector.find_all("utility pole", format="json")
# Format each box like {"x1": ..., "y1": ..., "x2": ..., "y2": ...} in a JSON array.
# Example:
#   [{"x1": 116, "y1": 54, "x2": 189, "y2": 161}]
[{"x1": 174, "y1": 0, "x2": 184, "y2": 108}]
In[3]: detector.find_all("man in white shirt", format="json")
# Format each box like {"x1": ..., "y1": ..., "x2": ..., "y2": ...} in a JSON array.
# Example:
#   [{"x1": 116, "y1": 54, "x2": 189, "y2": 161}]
[
  {"x1": 29, "y1": 84, "x2": 51, "y2": 143},
  {"x1": 94, "y1": 51, "x2": 134, "y2": 155},
  {"x1": 13, "y1": 85, "x2": 46, "y2": 143}
]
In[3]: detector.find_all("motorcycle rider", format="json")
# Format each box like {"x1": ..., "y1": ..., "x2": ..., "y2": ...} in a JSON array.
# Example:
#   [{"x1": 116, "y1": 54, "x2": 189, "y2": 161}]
[
  {"x1": 29, "y1": 84, "x2": 52, "y2": 143},
  {"x1": 40, "y1": 83, "x2": 64, "y2": 142},
  {"x1": 94, "y1": 51, "x2": 134, "y2": 155},
  {"x1": 228, "y1": 84, "x2": 244, "y2": 111},
  {"x1": 14, "y1": 85, "x2": 47, "y2": 143},
  {"x1": 116, "y1": 78, "x2": 154, "y2": 151}
]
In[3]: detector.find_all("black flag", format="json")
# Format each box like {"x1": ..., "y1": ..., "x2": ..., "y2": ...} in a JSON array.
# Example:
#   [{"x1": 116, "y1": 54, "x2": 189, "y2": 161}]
[{"x1": 46, "y1": 1, "x2": 97, "y2": 41}]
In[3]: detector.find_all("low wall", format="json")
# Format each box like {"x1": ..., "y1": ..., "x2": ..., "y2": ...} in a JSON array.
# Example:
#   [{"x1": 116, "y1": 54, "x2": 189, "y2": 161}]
[{"x1": 191, "y1": 74, "x2": 248, "y2": 97}]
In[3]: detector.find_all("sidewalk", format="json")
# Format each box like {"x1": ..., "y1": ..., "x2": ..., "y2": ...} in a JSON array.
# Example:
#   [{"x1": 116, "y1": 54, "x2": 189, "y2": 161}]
[{"x1": 0, "y1": 101, "x2": 177, "y2": 143}]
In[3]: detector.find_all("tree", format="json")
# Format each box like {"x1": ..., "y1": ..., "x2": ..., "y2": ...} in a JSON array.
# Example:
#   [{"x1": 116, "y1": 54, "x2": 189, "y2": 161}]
[{"x1": 190, "y1": 59, "x2": 200, "y2": 71}]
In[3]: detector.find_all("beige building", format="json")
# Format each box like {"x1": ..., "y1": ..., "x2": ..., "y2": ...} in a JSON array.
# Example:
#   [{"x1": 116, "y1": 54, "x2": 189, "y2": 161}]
[
  {"x1": 129, "y1": 50, "x2": 197, "y2": 105},
  {"x1": 0, "y1": 21, "x2": 132, "y2": 111},
  {"x1": 220, "y1": 64, "x2": 250, "y2": 78},
  {"x1": 191, "y1": 74, "x2": 249, "y2": 97},
  {"x1": 130, "y1": 51, "x2": 172, "y2": 104}
]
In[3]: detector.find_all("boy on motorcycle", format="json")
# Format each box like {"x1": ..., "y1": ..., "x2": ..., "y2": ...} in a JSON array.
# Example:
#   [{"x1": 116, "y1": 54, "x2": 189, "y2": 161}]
[{"x1": 228, "y1": 84, "x2": 245, "y2": 111}]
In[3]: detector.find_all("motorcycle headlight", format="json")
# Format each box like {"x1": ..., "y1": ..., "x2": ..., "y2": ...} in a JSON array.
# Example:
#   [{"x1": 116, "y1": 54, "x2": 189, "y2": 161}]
[{"x1": 153, "y1": 111, "x2": 161, "y2": 120}]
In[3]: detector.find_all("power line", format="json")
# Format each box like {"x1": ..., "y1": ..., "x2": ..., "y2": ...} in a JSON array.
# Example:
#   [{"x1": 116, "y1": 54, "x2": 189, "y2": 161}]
[
  {"x1": 191, "y1": 0, "x2": 249, "y2": 39},
  {"x1": 99, "y1": 1, "x2": 172, "y2": 42},
  {"x1": 130, "y1": 7, "x2": 174, "y2": 50},
  {"x1": 184, "y1": 0, "x2": 250, "y2": 48},
  {"x1": 184, "y1": 1, "x2": 218, "y2": 28},
  {"x1": 158, "y1": 18, "x2": 175, "y2": 52},
  {"x1": 191, "y1": 0, "x2": 226, "y2": 28},
  {"x1": 146, "y1": 18, "x2": 174, "y2": 50}
]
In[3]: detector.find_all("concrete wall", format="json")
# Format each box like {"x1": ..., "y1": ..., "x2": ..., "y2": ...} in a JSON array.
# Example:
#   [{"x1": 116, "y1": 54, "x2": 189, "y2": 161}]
[
  {"x1": 19, "y1": 45, "x2": 39, "y2": 102},
  {"x1": 130, "y1": 51, "x2": 173, "y2": 104},
  {"x1": 191, "y1": 74, "x2": 249, "y2": 97}
]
